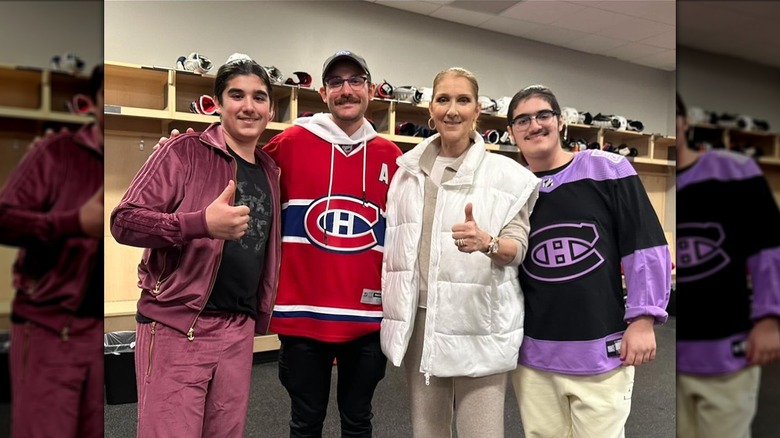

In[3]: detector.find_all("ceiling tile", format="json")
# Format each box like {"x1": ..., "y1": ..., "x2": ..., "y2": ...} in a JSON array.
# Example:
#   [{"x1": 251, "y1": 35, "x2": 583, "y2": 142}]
[
  {"x1": 479, "y1": 16, "x2": 546, "y2": 38},
  {"x1": 374, "y1": 1, "x2": 443, "y2": 15},
  {"x1": 590, "y1": 1, "x2": 674, "y2": 25},
  {"x1": 364, "y1": 0, "x2": 681, "y2": 72},
  {"x1": 551, "y1": 5, "x2": 631, "y2": 33},
  {"x1": 448, "y1": 1, "x2": 519, "y2": 15},
  {"x1": 565, "y1": 33, "x2": 630, "y2": 55},
  {"x1": 597, "y1": 17, "x2": 674, "y2": 43},
  {"x1": 501, "y1": 1, "x2": 586, "y2": 25},
  {"x1": 635, "y1": 2, "x2": 675, "y2": 26},
  {"x1": 603, "y1": 42, "x2": 666, "y2": 61},
  {"x1": 521, "y1": 24, "x2": 590, "y2": 48},
  {"x1": 638, "y1": 30, "x2": 675, "y2": 50},
  {"x1": 588, "y1": 1, "x2": 656, "y2": 18},
  {"x1": 431, "y1": 5, "x2": 495, "y2": 26},
  {"x1": 631, "y1": 49, "x2": 675, "y2": 71}
]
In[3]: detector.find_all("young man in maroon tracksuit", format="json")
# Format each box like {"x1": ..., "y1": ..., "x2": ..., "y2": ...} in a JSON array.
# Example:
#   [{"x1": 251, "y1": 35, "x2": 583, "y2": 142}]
[
  {"x1": 1, "y1": 65, "x2": 104, "y2": 438},
  {"x1": 111, "y1": 59, "x2": 281, "y2": 438}
]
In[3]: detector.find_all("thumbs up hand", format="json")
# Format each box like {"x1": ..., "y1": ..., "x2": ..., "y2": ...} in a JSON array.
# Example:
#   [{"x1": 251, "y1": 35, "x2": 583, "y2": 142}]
[
  {"x1": 205, "y1": 180, "x2": 251, "y2": 240},
  {"x1": 451, "y1": 202, "x2": 489, "y2": 253},
  {"x1": 464, "y1": 203, "x2": 475, "y2": 223}
]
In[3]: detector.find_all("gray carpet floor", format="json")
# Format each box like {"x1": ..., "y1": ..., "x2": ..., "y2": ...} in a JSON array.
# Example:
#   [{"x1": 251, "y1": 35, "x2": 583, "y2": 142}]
[
  {"x1": 103, "y1": 318, "x2": 678, "y2": 437},
  {"x1": 3, "y1": 317, "x2": 780, "y2": 437}
]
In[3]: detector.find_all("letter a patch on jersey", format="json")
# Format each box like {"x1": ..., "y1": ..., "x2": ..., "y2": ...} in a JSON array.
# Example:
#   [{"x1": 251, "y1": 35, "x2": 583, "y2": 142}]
[{"x1": 379, "y1": 163, "x2": 389, "y2": 184}]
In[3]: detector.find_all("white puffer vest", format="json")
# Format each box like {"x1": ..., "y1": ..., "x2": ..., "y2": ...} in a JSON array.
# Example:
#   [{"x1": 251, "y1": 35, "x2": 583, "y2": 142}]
[{"x1": 381, "y1": 133, "x2": 540, "y2": 378}]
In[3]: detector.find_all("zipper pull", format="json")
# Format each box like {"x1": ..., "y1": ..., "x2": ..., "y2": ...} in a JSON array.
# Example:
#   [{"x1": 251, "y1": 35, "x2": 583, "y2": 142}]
[
  {"x1": 187, "y1": 327, "x2": 195, "y2": 341},
  {"x1": 424, "y1": 372, "x2": 430, "y2": 386},
  {"x1": 61, "y1": 326, "x2": 69, "y2": 341},
  {"x1": 153, "y1": 281, "x2": 162, "y2": 294}
]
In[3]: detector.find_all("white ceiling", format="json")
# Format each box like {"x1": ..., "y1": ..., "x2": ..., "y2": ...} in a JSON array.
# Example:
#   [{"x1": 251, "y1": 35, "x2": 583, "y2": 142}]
[
  {"x1": 365, "y1": 1, "x2": 780, "y2": 72},
  {"x1": 365, "y1": 0, "x2": 676, "y2": 71}
]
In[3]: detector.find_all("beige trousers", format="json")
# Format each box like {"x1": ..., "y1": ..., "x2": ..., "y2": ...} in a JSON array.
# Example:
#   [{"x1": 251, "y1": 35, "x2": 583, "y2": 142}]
[
  {"x1": 404, "y1": 308, "x2": 508, "y2": 438},
  {"x1": 677, "y1": 367, "x2": 760, "y2": 438},
  {"x1": 511, "y1": 364, "x2": 635, "y2": 438}
]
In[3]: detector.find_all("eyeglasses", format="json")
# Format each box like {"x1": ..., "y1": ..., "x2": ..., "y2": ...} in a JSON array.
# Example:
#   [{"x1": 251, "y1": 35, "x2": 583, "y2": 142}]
[
  {"x1": 510, "y1": 109, "x2": 559, "y2": 129},
  {"x1": 325, "y1": 75, "x2": 368, "y2": 90}
]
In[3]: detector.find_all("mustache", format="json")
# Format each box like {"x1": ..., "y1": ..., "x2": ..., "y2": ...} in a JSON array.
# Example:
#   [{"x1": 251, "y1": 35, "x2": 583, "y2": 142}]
[
  {"x1": 525, "y1": 128, "x2": 548, "y2": 138},
  {"x1": 335, "y1": 96, "x2": 361, "y2": 105}
]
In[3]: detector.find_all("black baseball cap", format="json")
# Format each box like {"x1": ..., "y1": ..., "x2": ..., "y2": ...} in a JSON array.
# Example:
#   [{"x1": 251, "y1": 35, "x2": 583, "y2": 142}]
[{"x1": 322, "y1": 50, "x2": 371, "y2": 84}]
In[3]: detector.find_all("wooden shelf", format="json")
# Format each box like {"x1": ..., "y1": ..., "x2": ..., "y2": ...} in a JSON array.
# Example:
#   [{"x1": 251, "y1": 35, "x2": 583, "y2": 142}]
[
  {"x1": 0, "y1": 106, "x2": 90, "y2": 124},
  {"x1": 692, "y1": 123, "x2": 780, "y2": 164},
  {"x1": 105, "y1": 61, "x2": 677, "y2": 163},
  {"x1": 105, "y1": 105, "x2": 171, "y2": 119},
  {"x1": 0, "y1": 67, "x2": 42, "y2": 109},
  {"x1": 627, "y1": 156, "x2": 676, "y2": 167}
]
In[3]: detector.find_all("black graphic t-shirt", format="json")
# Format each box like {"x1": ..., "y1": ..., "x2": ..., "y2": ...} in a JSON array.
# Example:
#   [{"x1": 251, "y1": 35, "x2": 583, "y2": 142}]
[{"x1": 205, "y1": 146, "x2": 273, "y2": 319}]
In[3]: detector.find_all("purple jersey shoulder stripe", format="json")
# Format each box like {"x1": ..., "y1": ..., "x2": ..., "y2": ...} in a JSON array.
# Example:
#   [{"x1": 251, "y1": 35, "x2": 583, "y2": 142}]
[
  {"x1": 623, "y1": 244, "x2": 671, "y2": 323},
  {"x1": 678, "y1": 150, "x2": 762, "y2": 191},
  {"x1": 748, "y1": 246, "x2": 780, "y2": 320},
  {"x1": 677, "y1": 333, "x2": 750, "y2": 375},
  {"x1": 518, "y1": 333, "x2": 625, "y2": 375},
  {"x1": 538, "y1": 150, "x2": 636, "y2": 194}
]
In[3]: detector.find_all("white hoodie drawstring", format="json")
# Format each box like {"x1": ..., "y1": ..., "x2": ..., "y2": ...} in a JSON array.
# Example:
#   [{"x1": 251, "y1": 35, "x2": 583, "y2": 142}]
[
  {"x1": 311, "y1": 118, "x2": 371, "y2": 244},
  {"x1": 324, "y1": 142, "x2": 336, "y2": 245},
  {"x1": 362, "y1": 125, "x2": 367, "y2": 206}
]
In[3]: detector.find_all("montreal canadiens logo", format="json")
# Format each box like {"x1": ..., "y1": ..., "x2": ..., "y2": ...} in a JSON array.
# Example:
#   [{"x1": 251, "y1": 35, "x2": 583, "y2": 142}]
[
  {"x1": 304, "y1": 195, "x2": 379, "y2": 252},
  {"x1": 522, "y1": 222, "x2": 604, "y2": 282},
  {"x1": 676, "y1": 223, "x2": 730, "y2": 282}
]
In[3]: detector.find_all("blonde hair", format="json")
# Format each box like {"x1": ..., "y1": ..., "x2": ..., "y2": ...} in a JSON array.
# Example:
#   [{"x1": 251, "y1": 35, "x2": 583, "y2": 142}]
[{"x1": 432, "y1": 67, "x2": 479, "y2": 99}]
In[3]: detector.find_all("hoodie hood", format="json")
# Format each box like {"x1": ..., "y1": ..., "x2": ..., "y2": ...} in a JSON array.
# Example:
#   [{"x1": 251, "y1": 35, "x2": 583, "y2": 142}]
[{"x1": 294, "y1": 112, "x2": 377, "y2": 145}]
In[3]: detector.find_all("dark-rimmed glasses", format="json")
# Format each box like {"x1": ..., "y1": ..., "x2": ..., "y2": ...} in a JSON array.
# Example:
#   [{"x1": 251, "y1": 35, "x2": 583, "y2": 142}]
[
  {"x1": 510, "y1": 109, "x2": 559, "y2": 129},
  {"x1": 325, "y1": 75, "x2": 368, "y2": 90}
]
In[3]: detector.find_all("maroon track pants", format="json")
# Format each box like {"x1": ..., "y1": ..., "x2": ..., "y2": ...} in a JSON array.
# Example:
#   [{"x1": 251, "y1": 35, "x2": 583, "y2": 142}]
[
  {"x1": 135, "y1": 312, "x2": 255, "y2": 438},
  {"x1": 10, "y1": 318, "x2": 103, "y2": 438}
]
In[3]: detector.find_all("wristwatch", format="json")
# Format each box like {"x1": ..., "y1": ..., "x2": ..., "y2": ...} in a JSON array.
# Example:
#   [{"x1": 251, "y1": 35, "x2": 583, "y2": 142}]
[{"x1": 484, "y1": 235, "x2": 499, "y2": 255}]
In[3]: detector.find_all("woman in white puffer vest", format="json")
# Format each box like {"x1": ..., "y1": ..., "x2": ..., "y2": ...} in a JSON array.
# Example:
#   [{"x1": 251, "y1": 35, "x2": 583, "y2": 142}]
[{"x1": 381, "y1": 67, "x2": 540, "y2": 438}]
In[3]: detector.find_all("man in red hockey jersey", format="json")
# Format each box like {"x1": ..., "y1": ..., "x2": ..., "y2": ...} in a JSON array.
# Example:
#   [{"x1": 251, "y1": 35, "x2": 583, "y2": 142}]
[{"x1": 263, "y1": 50, "x2": 402, "y2": 437}]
